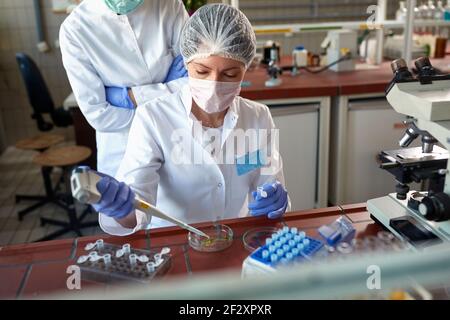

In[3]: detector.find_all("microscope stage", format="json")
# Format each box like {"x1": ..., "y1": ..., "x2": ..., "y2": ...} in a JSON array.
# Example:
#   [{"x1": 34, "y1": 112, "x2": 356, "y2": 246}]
[{"x1": 381, "y1": 146, "x2": 448, "y2": 166}]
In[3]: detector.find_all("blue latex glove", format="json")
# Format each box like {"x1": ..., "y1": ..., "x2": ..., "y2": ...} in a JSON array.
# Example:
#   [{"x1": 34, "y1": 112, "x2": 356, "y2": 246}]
[
  {"x1": 105, "y1": 86, "x2": 135, "y2": 109},
  {"x1": 164, "y1": 54, "x2": 188, "y2": 83},
  {"x1": 92, "y1": 173, "x2": 135, "y2": 220},
  {"x1": 248, "y1": 181, "x2": 288, "y2": 219}
]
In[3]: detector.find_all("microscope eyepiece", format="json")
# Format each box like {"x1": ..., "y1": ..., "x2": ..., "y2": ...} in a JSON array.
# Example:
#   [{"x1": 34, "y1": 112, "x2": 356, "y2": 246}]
[
  {"x1": 390, "y1": 58, "x2": 414, "y2": 81},
  {"x1": 414, "y1": 56, "x2": 432, "y2": 70},
  {"x1": 414, "y1": 56, "x2": 436, "y2": 77},
  {"x1": 391, "y1": 58, "x2": 408, "y2": 74}
]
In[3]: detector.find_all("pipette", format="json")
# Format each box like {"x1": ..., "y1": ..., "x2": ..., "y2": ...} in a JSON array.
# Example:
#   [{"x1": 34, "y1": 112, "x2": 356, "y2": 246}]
[{"x1": 70, "y1": 166, "x2": 209, "y2": 239}]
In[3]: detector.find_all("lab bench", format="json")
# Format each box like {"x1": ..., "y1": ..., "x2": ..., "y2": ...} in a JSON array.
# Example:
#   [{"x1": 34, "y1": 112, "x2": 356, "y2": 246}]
[{"x1": 0, "y1": 203, "x2": 375, "y2": 299}]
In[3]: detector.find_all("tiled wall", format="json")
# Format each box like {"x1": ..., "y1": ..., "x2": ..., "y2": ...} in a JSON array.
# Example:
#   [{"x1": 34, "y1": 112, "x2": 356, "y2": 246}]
[{"x1": 0, "y1": 0, "x2": 73, "y2": 152}]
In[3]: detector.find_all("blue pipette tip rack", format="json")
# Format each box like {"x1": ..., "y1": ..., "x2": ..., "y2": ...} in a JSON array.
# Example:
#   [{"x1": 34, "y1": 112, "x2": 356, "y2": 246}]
[{"x1": 249, "y1": 227, "x2": 323, "y2": 267}]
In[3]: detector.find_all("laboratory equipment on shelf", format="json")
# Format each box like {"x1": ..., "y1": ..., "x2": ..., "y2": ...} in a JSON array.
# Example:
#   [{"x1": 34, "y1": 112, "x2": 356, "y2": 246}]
[
  {"x1": 265, "y1": 43, "x2": 282, "y2": 87},
  {"x1": 436, "y1": 1, "x2": 446, "y2": 20},
  {"x1": 262, "y1": 41, "x2": 280, "y2": 65},
  {"x1": 292, "y1": 46, "x2": 308, "y2": 68},
  {"x1": 324, "y1": 29, "x2": 357, "y2": 72},
  {"x1": 426, "y1": 1, "x2": 436, "y2": 20},
  {"x1": 396, "y1": 1, "x2": 408, "y2": 21},
  {"x1": 368, "y1": 57, "x2": 450, "y2": 249},
  {"x1": 384, "y1": 35, "x2": 428, "y2": 60},
  {"x1": 418, "y1": 1, "x2": 429, "y2": 20},
  {"x1": 70, "y1": 166, "x2": 209, "y2": 238},
  {"x1": 446, "y1": 0, "x2": 450, "y2": 20}
]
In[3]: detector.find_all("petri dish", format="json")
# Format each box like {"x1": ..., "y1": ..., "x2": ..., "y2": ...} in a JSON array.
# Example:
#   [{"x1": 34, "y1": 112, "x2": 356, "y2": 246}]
[
  {"x1": 242, "y1": 227, "x2": 278, "y2": 252},
  {"x1": 188, "y1": 224, "x2": 233, "y2": 252}
]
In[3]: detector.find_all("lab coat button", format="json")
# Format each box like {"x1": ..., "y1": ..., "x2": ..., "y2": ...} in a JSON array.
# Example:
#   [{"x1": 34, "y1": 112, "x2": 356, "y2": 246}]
[{"x1": 217, "y1": 183, "x2": 222, "y2": 188}]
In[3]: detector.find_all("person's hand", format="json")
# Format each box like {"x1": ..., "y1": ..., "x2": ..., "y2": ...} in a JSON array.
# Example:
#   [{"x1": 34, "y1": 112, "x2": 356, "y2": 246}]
[
  {"x1": 248, "y1": 181, "x2": 288, "y2": 219},
  {"x1": 164, "y1": 55, "x2": 188, "y2": 83},
  {"x1": 92, "y1": 173, "x2": 135, "y2": 219},
  {"x1": 105, "y1": 86, "x2": 135, "y2": 109}
]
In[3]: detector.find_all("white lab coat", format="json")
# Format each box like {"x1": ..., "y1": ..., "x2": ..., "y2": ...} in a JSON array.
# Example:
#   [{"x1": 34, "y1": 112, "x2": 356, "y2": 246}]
[
  {"x1": 59, "y1": 0, "x2": 189, "y2": 176},
  {"x1": 99, "y1": 84, "x2": 288, "y2": 236}
]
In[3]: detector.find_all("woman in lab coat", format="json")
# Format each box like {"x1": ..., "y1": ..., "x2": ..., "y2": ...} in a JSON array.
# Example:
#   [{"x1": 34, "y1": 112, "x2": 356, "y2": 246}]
[
  {"x1": 59, "y1": 0, "x2": 189, "y2": 176},
  {"x1": 93, "y1": 4, "x2": 289, "y2": 236}
]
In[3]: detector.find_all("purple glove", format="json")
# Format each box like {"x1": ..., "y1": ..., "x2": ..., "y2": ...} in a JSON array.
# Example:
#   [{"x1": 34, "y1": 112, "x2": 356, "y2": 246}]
[
  {"x1": 248, "y1": 181, "x2": 288, "y2": 219},
  {"x1": 164, "y1": 55, "x2": 188, "y2": 83},
  {"x1": 92, "y1": 173, "x2": 135, "y2": 219},
  {"x1": 105, "y1": 86, "x2": 134, "y2": 109}
]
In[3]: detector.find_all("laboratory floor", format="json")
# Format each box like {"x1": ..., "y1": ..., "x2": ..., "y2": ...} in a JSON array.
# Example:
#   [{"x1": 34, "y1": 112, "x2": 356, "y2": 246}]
[{"x1": 0, "y1": 146, "x2": 103, "y2": 246}]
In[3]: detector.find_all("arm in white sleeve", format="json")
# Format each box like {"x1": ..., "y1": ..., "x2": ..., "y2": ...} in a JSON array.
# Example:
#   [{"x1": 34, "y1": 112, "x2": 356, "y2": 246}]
[
  {"x1": 59, "y1": 24, "x2": 135, "y2": 132},
  {"x1": 98, "y1": 105, "x2": 164, "y2": 236},
  {"x1": 131, "y1": 78, "x2": 187, "y2": 106},
  {"x1": 130, "y1": 1, "x2": 189, "y2": 106},
  {"x1": 170, "y1": 0, "x2": 189, "y2": 56}
]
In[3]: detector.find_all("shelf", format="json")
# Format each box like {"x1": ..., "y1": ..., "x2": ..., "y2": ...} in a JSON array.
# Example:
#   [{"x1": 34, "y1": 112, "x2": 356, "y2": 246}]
[{"x1": 253, "y1": 19, "x2": 450, "y2": 35}]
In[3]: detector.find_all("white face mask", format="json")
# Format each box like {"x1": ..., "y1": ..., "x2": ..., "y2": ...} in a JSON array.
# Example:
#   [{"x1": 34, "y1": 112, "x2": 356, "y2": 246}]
[{"x1": 189, "y1": 78, "x2": 241, "y2": 114}]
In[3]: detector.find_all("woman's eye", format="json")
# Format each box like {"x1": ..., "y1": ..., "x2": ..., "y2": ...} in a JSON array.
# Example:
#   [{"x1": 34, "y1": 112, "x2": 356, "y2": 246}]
[
  {"x1": 224, "y1": 73, "x2": 238, "y2": 78},
  {"x1": 196, "y1": 70, "x2": 208, "y2": 75}
]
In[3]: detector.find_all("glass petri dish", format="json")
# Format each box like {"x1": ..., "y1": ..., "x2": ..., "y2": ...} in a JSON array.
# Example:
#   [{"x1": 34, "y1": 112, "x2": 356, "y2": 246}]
[
  {"x1": 242, "y1": 227, "x2": 278, "y2": 252},
  {"x1": 188, "y1": 224, "x2": 233, "y2": 252}
]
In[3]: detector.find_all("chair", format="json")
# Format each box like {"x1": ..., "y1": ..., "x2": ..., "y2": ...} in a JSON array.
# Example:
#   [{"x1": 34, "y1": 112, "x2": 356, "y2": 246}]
[
  {"x1": 32, "y1": 145, "x2": 98, "y2": 241},
  {"x1": 14, "y1": 52, "x2": 75, "y2": 220},
  {"x1": 16, "y1": 52, "x2": 73, "y2": 130},
  {"x1": 15, "y1": 134, "x2": 65, "y2": 220}
]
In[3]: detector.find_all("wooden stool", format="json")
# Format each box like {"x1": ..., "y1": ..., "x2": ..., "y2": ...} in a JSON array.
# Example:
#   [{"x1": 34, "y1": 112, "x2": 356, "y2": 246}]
[
  {"x1": 15, "y1": 134, "x2": 65, "y2": 151},
  {"x1": 15, "y1": 134, "x2": 65, "y2": 220},
  {"x1": 32, "y1": 145, "x2": 97, "y2": 241}
]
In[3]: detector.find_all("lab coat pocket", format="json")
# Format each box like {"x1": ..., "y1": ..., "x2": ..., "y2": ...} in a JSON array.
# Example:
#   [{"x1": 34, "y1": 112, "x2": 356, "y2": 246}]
[{"x1": 235, "y1": 149, "x2": 267, "y2": 176}]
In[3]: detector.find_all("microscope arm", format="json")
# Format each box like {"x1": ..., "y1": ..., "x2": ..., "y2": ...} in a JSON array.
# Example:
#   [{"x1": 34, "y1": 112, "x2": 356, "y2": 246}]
[{"x1": 415, "y1": 120, "x2": 450, "y2": 195}]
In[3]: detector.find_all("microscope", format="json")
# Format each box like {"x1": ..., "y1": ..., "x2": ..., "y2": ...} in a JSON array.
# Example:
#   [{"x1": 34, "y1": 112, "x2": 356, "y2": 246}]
[
  {"x1": 265, "y1": 43, "x2": 282, "y2": 87},
  {"x1": 367, "y1": 57, "x2": 450, "y2": 249}
]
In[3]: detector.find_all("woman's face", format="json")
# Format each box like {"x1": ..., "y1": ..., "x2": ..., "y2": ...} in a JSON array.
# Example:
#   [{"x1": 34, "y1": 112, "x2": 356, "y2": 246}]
[{"x1": 187, "y1": 56, "x2": 246, "y2": 82}]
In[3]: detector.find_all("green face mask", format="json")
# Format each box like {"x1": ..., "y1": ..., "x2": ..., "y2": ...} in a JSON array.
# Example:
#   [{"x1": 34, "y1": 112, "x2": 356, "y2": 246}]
[{"x1": 104, "y1": 0, "x2": 144, "y2": 15}]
